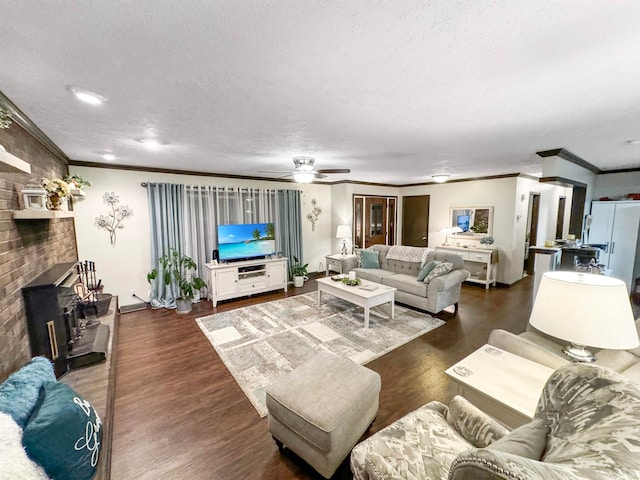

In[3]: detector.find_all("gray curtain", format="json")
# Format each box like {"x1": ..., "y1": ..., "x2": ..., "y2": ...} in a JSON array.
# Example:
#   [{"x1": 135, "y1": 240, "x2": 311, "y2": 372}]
[
  {"x1": 148, "y1": 184, "x2": 302, "y2": 308},
  {"x1": 147, "y1": 183, "x2": 185, "y2": 308},
  {"x1": 277, "y1": 190, "x2": 303, "y2": 280}
]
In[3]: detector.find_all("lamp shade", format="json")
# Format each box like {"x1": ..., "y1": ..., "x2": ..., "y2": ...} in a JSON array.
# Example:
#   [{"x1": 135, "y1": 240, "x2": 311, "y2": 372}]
[
  {"x1": 529, "y1": 272, "x2": 639, "y2": 350},
  {"x1": 336, "y1": 225, "x2": 351, "y2": 238}
]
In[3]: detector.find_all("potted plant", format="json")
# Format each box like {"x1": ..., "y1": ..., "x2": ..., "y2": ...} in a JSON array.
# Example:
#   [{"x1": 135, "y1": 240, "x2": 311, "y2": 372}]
[
  {"x1": 290, "y1": 256, "x2": 308, "y2": 287},
  {"x1": 40, "y1": 177, "x2": 71, "y2": 210},
  {"x1": 147, "y1": 248, "x2": 206, "y2": 314},
  {"x1": 63, "y1": 173, "x2": 91, "y2": 190}
]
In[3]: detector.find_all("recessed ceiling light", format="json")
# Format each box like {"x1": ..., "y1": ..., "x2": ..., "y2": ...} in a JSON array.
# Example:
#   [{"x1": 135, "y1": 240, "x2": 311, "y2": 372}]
[
  {"x1": 137, "y1": 138, "x2": 163, "y2": 150},
  {"x1": 100, "y1": 151, "x2": 116, "y2": 161},
  {"x1": 66, "y1": 85, "x2": 107, "y2": 105},
  {"x1": 626, "y1": 139, "x2": 640, "y2": 145},
  {"x1": 432, "y1": 174, "x2": 449, "y2": 183}
]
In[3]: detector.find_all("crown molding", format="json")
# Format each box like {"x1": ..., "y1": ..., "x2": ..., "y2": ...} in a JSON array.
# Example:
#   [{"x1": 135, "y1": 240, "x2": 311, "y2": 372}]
[
  {"x1": 0, "y1": 90, "x2": 70, "y2": 164},
  {"x1": 536, "y1": 148, "x2": 600, "y2": 174}
]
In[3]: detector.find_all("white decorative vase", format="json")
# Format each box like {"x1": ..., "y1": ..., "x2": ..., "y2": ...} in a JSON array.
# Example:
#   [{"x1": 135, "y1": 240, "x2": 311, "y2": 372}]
[{"x1": 293, "y1": 275, "x2": 305, "y2": 288}]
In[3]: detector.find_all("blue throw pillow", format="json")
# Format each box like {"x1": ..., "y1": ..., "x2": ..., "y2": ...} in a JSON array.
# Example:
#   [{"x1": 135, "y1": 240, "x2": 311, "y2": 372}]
[
  {"x1": 0, "y1": 356, "x2": 55, "y2": 429},
  {"x1": 417, "y1": 260, "x2": 440, "y2": 282},
  {"x1": 23, "y1": 382, "x2": 102, "y2": 480},
  {"x1": 360, "y1": 250, "x2": 380, "y2": 269}
]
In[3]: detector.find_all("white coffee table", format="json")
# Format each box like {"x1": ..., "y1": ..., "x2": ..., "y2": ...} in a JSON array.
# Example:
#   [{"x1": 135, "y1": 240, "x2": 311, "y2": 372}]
[
  {"x1": 316, "y1": 277, "x2": 396, "y2": 328},
  {"x1": 445, "y1": 345, "x2": 555, "y2": 428}
]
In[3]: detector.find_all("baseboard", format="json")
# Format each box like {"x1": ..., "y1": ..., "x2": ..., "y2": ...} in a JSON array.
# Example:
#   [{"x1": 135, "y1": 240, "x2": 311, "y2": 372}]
[{"x1": 119, "y1": 302, "x2": 148, "y2": 313}]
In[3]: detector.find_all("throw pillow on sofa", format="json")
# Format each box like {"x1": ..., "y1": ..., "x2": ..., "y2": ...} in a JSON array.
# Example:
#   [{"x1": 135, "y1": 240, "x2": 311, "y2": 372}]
[
  {"x1": 423, "y1": 262, "x2": 453, "y2": 283},
  {"x1": 23, "y1": 382, "x2": 102, "y2": 480},
  {"x1": 486, "y1": 419, "x2": 547, "y2": 459},
  {"x1": 417, "y1": 260, "x2": 440, "y2": 282},
  {"x1": 0, "y1": 412, "x2": 49, "y2": 480},
  {"x1": 360, "y1": 250, "x2": 381, "y2": 269},
  {"x1": 0, "y1": 356, "x2": 56, "y2": 429}
]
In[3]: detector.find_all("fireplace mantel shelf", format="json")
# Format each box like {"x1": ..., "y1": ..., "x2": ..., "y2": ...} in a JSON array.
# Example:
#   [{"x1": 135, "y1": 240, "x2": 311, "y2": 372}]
[{"x1": 13, "y1": 210, "x2": 75, "y2": 220}]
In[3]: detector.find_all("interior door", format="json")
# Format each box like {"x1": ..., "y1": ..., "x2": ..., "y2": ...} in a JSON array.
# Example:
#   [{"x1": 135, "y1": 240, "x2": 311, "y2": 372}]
[
  {"x1": 525, "y1": 193, "x2": 541, "y2": 274},
  {"x1": 365, "y1": 197, "x2": 387, "y2": 247},
  {"x1": 402, "y1": 195, "x2": 430, "y2": 246}
]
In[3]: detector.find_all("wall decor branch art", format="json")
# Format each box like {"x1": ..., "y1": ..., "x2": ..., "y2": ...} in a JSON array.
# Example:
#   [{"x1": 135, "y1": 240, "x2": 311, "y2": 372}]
[
  {"x1": 307, "y1": 198, "x2": 322, "y2": 232},
  {"x1": 95, "y1": 192, "x2": 133, "y2": 245}
]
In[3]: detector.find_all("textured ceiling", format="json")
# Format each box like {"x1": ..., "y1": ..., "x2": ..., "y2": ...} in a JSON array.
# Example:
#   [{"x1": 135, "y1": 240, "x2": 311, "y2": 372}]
[{"x1": 2, "y1": 0, "x2": 640, "y2": 184}]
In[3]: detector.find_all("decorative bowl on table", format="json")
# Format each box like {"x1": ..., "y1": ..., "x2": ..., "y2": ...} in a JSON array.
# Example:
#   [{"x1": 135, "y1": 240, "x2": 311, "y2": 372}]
[{"x1": 341, "y1": 278, "x2": 361, "y2": 286}]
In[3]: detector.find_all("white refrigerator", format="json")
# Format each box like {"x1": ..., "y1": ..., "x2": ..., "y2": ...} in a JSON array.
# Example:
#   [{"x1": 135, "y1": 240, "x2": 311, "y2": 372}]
[{"x1": 587, "y1": 201, "x2": 640, "y2": 293}]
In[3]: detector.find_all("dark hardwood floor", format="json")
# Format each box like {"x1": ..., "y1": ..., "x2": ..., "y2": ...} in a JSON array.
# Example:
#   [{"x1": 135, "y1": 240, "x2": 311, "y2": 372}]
[{"x1": 111, "y1": 275, "x2": 535, "y2": 479}]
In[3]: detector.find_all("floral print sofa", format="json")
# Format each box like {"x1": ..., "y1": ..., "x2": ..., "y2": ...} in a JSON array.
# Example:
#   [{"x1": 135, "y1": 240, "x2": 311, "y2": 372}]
[{"x1": 351, "y1": 363, "x2": 640, "y2": 480}]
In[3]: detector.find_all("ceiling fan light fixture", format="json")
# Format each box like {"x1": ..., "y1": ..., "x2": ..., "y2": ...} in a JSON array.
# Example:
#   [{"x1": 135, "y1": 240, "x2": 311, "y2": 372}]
[
  {"x1": 66, "y1": 85, "x2": 107, "y2": 105},
  {"x1": 293, "y1": 172, "x2": 315, "y2": 183},
  {"x1": 432, "y1": 174, "x2": 449, "y2": 183}
]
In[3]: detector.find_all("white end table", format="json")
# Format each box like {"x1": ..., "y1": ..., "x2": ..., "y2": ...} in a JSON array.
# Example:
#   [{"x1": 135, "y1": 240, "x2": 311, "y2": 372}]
[
  {"x1": 445, "y1": 345, "x2": 554, "y2": 429},
  {"x1": 325, "y1": 253, "x2": 357, "y2": 276}
]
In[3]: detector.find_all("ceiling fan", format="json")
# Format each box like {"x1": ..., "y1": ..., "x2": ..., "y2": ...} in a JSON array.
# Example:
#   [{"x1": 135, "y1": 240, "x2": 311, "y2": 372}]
[{"x1": 260, "y1": 156, "x2": 350, "y2": 183}]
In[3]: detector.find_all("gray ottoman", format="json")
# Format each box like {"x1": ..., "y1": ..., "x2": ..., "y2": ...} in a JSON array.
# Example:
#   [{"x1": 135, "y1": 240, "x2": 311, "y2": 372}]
[{"x1": 266, "y1": 350, "x2": 381, "y2": 478}]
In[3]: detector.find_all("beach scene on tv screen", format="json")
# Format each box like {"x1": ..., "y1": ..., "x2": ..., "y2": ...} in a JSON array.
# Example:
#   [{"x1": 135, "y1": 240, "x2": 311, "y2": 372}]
[{"x1": 218, "y1": 223, "x2": 276, "y2": 259}]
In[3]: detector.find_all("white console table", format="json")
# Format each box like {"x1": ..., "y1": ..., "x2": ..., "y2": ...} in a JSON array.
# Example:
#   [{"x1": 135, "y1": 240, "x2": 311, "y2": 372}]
[
  {"x1": 436, "y1": 245, "x2": 499, "y2": 289},
  {"x1": 204, "y1": 257, "x2": 288, "y2": 307}
]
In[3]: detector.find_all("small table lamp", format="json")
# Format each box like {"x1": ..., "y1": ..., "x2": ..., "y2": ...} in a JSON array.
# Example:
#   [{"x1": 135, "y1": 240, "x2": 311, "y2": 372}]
[
  {"x1": 336, "y1": 225, "x2": 352, "y2": 256},
  {"x1": 440, "y1": 226, "x2": 462, "y2": 246},
  {"x1": 529, "y1": 271, "x2": 639, "y2": 363}
]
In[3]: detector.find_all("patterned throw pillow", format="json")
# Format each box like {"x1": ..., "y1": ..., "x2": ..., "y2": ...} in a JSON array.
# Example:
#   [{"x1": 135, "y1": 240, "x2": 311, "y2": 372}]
[
  {"x1": 23, "y1": 382, "x2": 102, "y2": 480},
  {"x1": 423, "y1": 262, "x2": 453, "y2": 283},
  {"x1": 360, "y1": 250, "x2": 381, "y2": 269},
  {"x1": 417, "y1": 260, "x2": 440, "y2": 282}
]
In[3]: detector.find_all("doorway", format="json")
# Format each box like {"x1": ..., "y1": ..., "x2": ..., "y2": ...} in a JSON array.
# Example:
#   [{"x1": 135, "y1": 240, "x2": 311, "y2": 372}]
[
  {"x1": 555, "y1": 196, "x2": 566, "y2": 239},
  {"x1": 525, "y1": 193, "x2": 541, "y2": 275},
  {"x1": 353, "y1": 195, "x2": 397, "y2": 248},
  {"x1": 402, "y1": 195, "x2": 430, "y2": 246}
]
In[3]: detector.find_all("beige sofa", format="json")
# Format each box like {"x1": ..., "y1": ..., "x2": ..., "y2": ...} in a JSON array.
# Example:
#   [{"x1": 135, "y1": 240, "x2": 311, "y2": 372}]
[
  {"x1": 340, "y1": 244, "x2": 469, "y2": 314},
  {"x1": 488, "y1": 318, "x2": 640, "y2": 382}
]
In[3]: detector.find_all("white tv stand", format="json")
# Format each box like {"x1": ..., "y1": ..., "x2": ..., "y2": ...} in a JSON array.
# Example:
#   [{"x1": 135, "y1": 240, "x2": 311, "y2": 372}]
[{"x1": 204, "y1": 257, "x2": 288, "y2": 307}]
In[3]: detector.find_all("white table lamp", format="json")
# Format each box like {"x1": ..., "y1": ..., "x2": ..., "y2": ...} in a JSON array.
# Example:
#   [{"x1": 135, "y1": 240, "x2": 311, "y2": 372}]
[
  {"x1": 336, "y1": 225, "x2": 352, "y2": 256},
  {"x1": 529, "y1": 271, "x2": 639, "y2": 363},
  {"x1": 440, "y1": 226, "x2": 462, "y2": 246}
]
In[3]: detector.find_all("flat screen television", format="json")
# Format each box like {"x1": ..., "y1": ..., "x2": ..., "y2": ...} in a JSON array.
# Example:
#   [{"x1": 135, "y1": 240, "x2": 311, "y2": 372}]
[
  {"x1": 456, "y1": 214, "x2": 470, "y2": 232},
  {"x1": 217, "y1": 222, "x2": 276, "y2": 262}
]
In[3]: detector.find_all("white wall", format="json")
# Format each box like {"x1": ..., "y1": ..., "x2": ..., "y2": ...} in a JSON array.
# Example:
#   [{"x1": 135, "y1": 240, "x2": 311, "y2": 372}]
[
  {"x1": 70, "y1": 166, "x2": 331, "y2": 307},
  {"x1": 542, "y1": 156, "x2": 597, "y2": 205},
  {"x1": 593, "y1": 171, "x2": 640, "y2": 200},
  {"x1": 403, "y1": 177, "x2": 519, "y2": 284},
  {"x1": 514, "y1": 177, "x2": 572, "y2": 278}
]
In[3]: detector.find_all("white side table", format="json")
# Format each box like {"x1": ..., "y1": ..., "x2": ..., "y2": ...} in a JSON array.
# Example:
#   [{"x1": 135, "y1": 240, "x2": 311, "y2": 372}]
[
  {"x1": 445, "y1": 345, "x2": 554, "y2": 429},
  {"x1": 325, "y1": 254, "x2": 357, "y2": 276}
]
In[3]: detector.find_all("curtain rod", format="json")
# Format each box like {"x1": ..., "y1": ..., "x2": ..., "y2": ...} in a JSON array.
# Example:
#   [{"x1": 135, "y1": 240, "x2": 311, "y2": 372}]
[{"x1": 140, "y1": 182, "x2": 279, "y2": 192}]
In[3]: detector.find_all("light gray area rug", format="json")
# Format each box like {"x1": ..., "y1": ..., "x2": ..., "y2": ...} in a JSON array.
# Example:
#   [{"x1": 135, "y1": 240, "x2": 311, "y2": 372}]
[{"x1": 196, "y1": 292, "x2": 445, "y2": 417}]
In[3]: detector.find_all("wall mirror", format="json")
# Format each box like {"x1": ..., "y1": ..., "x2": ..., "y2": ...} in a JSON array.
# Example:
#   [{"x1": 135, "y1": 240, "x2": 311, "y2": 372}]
[{"x1": 450, "y1": 206, "x2": 494, "y2": 236}]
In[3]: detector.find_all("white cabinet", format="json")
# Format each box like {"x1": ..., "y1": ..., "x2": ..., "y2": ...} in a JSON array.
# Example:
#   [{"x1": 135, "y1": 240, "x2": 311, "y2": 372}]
[
  {"x1": 204, "y1": 257, "x2": 288, "y2": 307},
  {"x1": 588, "y1": 201, "x2": 640, "y2": 292},
  {"x1": 266, "y1": 261, "x2": 287, "y2": 288},
  {"x1": 436, "y1": 246, "x2": 499, "y2": 290}
]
